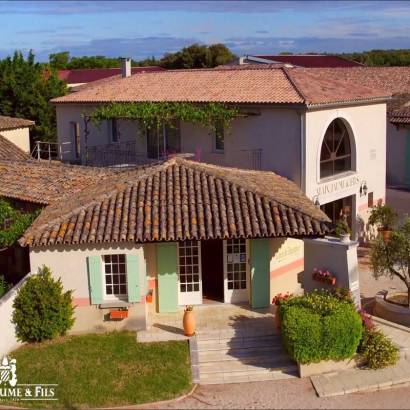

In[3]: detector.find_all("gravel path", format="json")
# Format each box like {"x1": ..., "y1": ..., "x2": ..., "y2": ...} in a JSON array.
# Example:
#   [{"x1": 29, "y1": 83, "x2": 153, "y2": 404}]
[{"x1": 144, "y1": 379, "x2": 410, "y2": 409}]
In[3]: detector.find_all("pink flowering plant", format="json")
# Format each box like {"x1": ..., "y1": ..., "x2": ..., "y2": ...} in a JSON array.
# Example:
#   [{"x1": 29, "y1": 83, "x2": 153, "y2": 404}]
[
  {"x1": 312, "y1": 268, "x2": 337, "y2": 286},
  {"x1": 272, "y1": 292, "x2": 293, "y2": 306}
]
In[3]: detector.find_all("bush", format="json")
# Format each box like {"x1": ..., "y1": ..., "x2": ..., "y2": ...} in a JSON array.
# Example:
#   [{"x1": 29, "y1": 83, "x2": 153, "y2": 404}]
[
  {"x1": 12, "y1": 266, "x2": 75, "y2": 342},
  {"x1": 359, "y1": 329, "x2": 399, "y2": 369},
  {"x1": 279, "y1": 290, "x2": 362, "y2": 364}
]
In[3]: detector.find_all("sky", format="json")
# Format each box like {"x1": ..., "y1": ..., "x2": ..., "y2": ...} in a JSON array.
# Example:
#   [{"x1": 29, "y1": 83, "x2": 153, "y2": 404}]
[{"x1": 0, "y1": 1, "x2": 409, "y2": 61}]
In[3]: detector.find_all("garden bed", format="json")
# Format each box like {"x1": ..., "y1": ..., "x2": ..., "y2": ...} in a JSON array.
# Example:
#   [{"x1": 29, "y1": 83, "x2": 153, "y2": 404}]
[
  {"x1": 3, "y1": 331, "x2": 192, "y2": 409},
  {"x1": 374, "y1": 291, "x2": 410, "y2": 326}
]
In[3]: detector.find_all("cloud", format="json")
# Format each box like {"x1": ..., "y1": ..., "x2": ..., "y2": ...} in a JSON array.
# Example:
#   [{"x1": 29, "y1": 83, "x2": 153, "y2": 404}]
[{"x1": 255, "y1": 30, "x2": 270, "y2": 34}]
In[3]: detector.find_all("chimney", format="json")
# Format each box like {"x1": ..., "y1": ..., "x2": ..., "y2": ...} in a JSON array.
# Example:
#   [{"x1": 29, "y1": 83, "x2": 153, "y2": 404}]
[{"x1": 121, "y1": 57, "x2": 131, "y2": 78}]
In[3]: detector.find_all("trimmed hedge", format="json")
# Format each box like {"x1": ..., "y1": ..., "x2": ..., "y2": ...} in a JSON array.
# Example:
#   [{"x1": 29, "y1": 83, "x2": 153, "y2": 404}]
[{"x1": 279, "y1": 291, "x2": 362, "y2": 364}]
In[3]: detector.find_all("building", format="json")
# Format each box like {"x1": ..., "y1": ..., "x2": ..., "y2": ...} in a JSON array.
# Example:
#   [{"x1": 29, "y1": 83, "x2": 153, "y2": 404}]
[
  {"x1": 234, "y1": 54, "x2": 363, "y2": 68},
  {"x1": 0, "y1": 115, "x2": 34, "y2": 154},
  {"x1": 51, "y1": 63, "x2": 389, "y2": 243},
  {"x1": 58, "y1": 65, "x2": 164, "y2": 89},
  {"x1": 19, "y1": 156, "x2": 347, "y2": 333}
]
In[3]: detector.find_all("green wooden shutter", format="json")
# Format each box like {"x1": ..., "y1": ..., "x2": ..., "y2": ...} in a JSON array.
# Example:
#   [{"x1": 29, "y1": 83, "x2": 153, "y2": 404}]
[
  {"x1": 87, "y1": 256, "x2": 103, "y2": 305},
  {"x1": 157, "y1": 243, "x2": 178, "y2": 313},
  {"x1": 250, "y1": 239, "x2": 270, "y2": 309},
  {"x1": 126, "y1": 254, "x2": 141, "y2": 303}
]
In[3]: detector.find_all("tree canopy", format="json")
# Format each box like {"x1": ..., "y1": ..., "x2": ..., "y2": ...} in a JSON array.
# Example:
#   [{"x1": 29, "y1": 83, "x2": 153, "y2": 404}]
[
  {"x1": 337, "y1": 49, "x2": 410, "y2": 66},
  {"x1": 0, "y1": 51, "x2": 67, "y2": 142},
  {"x1": 49, "y1": 43, "x2": 236, "y2": 70}
]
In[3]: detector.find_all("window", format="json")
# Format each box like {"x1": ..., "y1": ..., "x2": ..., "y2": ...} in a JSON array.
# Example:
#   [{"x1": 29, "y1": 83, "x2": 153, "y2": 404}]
[
  {"x1": 214, "y1": 122, "x2": 224, "y2": 152},
  {"x1": 103, "y1": 254, "x2": 127, "y2": 298},
  {"x1": 320, "y1": 119, "x2": 352, "y2": 179},
  {"x1": 110, "y1": 119, "x2": 119, "y2": 143},
  {"x1": 178, "y1": 241, "x2": 200, "y2": 293},
  {"x1": 368, "y1": 192, "x2": 374, "y2": 208},
  {"x1": 226, "y1": 239, "x2": 247, "y2": 290},
  {"x1": 146, "y1": 121, "x2": 181, "y2": 159},
  {"x1": 70, "y1": 122, "x2": 81, "y2": 158}
]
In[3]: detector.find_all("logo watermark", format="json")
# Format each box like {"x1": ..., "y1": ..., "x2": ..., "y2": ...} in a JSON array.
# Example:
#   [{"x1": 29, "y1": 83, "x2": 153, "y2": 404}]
[{"x1": 0, "y1": 356, "x2": 58, "y2": 402}]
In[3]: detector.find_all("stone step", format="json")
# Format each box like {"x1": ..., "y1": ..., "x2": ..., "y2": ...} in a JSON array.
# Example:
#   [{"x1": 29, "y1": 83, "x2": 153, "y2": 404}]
[
  {"x1": 197, "y1": 344, "x2": 286, "y2": 362},
  {"x1": 196, "y1": 356, "x2": 295, "y2": 374},
  {"x1": 196, "y1": 326, "x2": 277, "y2": 340},
  {"x1": 198, "y1": 366, "x2": 298, "y2": 385},
  {"x1": 195, "y1": 334, "x2": 281, "y2": 351}
]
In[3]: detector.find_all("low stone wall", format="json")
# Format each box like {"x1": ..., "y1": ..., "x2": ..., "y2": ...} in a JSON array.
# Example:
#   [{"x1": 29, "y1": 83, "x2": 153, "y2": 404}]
[
  {"x1": 374, "y1": 291, "x2": 410, "y2": 327},
  {"x1": 298, "y1": 357, "x2": 360, "y2": 378},
  {"x1": 0, "y1": 274, "x2": 32, "y2": 357}
]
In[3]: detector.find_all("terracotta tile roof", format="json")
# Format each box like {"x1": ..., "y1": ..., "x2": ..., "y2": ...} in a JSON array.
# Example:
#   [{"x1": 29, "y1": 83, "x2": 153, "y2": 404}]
[
  {"x1": 390, "y1": 108, "x2": 410, "y2": 125},
  {"x1": 58, "y1": 66, "x2": 164, "y2": 84},
  {"x1": 0, "y1": 115, "x2": 34, "y2": 131},
  {"x1": 51, "y1": 66, "x2": 389, "y2": 107},
  {"x1": 255, "y1": 55, "x2": 363, "y2": 68},
  {"x1": 21, "y1": 157, "x2": 331, "y2": 247},
  {"x1": 388, "y1": 93, "x2": 410, "y2": 125},
  {"x1": 0, "y1": 159, "x2": 117, "y2": 205},
  {"x1": 0, "y1": 135, "x2": 31, "y2": 161}
]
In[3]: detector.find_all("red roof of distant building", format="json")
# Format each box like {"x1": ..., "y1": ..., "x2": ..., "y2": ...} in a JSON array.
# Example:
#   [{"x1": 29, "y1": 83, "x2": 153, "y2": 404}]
[
  {"x1": 254, "y1": 55, "x2": 363, "y2": 68},
  {"x1": 58, "y1": 66, "x2": 165, "y2": 84}
]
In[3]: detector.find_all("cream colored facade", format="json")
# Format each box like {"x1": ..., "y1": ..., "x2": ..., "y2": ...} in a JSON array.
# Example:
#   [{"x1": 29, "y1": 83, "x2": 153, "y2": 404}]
[{"x1": 1, "y1": 127, "x2": 31, "y2": 153}]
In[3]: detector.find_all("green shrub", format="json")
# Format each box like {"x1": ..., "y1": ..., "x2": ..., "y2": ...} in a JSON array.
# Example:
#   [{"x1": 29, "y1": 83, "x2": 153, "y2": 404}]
[
  {"x1": 279, "y1": 290, "x2": 362, "y2": 364},
  {"x1": 359, "y1": 329, "x2": 399, "y2": 369},
  {"x1": 12, "y1": 266, "x2": 75, "y2": 342},
  {"x1": 0, "y1": 275, "x2": 10, "y2": 298}
]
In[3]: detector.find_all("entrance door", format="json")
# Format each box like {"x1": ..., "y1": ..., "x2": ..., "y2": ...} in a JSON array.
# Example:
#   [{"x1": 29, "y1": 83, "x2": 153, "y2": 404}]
[
  {"x1": 178, "y1": 240, "x2": 202, "y2": 305},
  {"x1": 321, "y1": 195, "x2": 353, "y2": 228},
  {"x1": 224, "y1": 239, "x2": 249, "y2": 303},
  {"x1": 201, "y1": 240, "x2": 224, "y2": 302}
]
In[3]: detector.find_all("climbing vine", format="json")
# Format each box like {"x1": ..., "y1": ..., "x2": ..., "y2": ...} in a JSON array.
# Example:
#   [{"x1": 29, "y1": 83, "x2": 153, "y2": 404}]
[
  {"x1": 87, "y1": 102, "x2": 240, "y2": 132},
  {"x1": 0, "y1": 199, "x2": 38, "y2": 248}
]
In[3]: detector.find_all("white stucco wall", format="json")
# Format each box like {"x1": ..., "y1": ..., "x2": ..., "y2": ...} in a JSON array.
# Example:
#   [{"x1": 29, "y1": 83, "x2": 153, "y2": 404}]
[
  {"x1": 29, "y1": 243, "x2": 149, "y2": 333},
  {"x1": 1, "y1": 127, "x2": 31, "y2": 153},
  {"x1": 304, "y1": 103, "x2": 387, "y2": 239},
  {"x1": 56, "y1": 104, "x2": 302, "y2": 180},
  {"x1": 386, "y1": 123, "x2": 409, "y2": 188}
]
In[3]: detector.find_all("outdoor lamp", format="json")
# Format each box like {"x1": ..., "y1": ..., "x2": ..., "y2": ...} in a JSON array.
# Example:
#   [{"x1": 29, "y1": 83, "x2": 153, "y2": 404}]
[
  {"x1": 360, "y1": 181, "x2": 368, "y2": 197},
  {"x1": 313, "y1": 195, "x2": 320, "y2": 208}
]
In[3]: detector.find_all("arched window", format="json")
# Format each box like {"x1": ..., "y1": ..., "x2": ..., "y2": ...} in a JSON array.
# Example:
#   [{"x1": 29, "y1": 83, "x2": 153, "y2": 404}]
[{"x1": 320, "y1": 119, "x2": 352, "y2": 179}]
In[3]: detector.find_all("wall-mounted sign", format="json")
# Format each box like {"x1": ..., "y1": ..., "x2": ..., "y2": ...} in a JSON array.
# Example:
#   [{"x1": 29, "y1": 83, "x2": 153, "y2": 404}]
[{"x1": 316, "y1": 175, "x2": 360, "y2": 197}]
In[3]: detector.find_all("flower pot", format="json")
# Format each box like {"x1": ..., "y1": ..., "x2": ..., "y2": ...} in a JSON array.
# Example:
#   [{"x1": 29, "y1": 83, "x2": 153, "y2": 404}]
[
  {"x1": 378, "y1": 228, "x2": 392, "y2": 242},
  {"x1": 183, "y1": 310, "x2": 195, "y2": 336},
  {"x1": 329, "y1": 277, "x2": 337, "y2": 286},
  {"x1": 146, "y1": 294, "x2": 153, "y2": 303},
  {"x1": 339, "y1": 233, "x2": 351, "y2": 243}
]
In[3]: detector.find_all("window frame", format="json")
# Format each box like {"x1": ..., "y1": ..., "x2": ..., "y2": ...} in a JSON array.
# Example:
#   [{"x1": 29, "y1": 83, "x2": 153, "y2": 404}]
[
  {"x1": 70, "y1": 121, "x2": 81, "y2": 159},
  {"x1": 102, "y1": 254, "x2": 128, "y2": 300},
  {"x1": 213, "y1": 122, "x2": 225, "y2": 153},
  {"x1": 109, "y1": 119, "x2": 119, "y2": 144},
  {"x1": 319, "y1": 118, "x2": 353, "y2": 180},
  {"x1": 146, "y1": 121, "x2": 181, "y2": 160}
]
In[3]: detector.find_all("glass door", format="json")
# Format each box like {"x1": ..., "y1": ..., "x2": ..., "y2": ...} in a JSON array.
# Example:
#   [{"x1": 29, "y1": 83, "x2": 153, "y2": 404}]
[
  {"x1": 178, "y1": 240, "x2": 202, "y2": 305},
  {"x1": 224, "y1": 239, "x2": 249, "y2": 303}
]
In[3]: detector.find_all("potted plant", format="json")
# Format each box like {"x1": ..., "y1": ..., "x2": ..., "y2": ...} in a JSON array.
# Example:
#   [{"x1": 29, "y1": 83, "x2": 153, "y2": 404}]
[
  {"x1": 312, "y1": 268, "x2": 337, "y2": 286},
  {"x1": 183, "y1": 305, "x2": 195, "y2": 336},
  {"x1": 368, "y1": 204, "x2": 397, "y2": 241},
  {"x1": 146, "y1": 289, "x2": 153, "y2": 303},
  {"x1": 335, "y1": 219, "x2": 351, "y2": 243}
]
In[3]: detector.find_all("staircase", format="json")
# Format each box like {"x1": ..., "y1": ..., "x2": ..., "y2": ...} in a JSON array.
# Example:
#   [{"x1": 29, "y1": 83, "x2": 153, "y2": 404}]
[{"x1": 190, "y1": 325, "x2": 298, "y2": 384}]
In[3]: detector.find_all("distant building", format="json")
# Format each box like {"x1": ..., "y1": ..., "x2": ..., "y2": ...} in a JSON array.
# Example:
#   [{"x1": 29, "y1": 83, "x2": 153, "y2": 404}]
[
  {"x1": 0, "y1": 115, "x2": 34, "y2": 154},
  {"x1": 58, "y1": 65, "x2": 165, "y2": 89},
  {"x1": 235, "y1": 54, "x2": 363, "y2": 68}
]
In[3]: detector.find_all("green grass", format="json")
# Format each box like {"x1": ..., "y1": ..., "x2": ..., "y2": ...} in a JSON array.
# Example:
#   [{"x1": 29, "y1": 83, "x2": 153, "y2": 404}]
[{"x1": 5, "y1": 332, "x2": 192, "y2": 409}]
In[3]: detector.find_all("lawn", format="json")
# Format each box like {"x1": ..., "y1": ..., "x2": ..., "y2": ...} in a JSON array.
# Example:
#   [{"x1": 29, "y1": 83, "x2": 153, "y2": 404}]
[{"x1": 5, "y1": 331, "x2": 192, "y2": 409}]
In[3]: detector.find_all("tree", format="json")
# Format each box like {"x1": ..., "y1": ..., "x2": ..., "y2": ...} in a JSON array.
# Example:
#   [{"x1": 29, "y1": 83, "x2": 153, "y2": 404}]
[
  {"x1": 371, "y1": 218, "x2": 410, "y2": 307},
  {"x1": 0, "y1": 51, "x2": 67, "y2": 142},
  {"x1": 12, "y1": 265, "x2": 74, "y2": 342},
  {"x1": 49, "y1": 51, "x2": 70, "y2": 69}
]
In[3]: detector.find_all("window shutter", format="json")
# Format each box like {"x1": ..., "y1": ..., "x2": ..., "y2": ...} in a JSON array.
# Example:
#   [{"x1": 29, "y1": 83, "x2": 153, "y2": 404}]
[
  {"x1": 126, "y1": 254, "x2": 140, "y2": 303},
  {"x1": 157, "y1": 243, "x2": 178, "y2": 312},
  {"x1": 87, "y1": 256, "x2": 103, "y2": 305}
]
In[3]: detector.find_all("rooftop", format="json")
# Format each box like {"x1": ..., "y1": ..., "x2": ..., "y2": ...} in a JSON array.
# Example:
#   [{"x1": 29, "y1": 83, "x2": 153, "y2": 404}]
[
  {"x1": 0, "y1": 134, "x2": 31, "y2": 161},
  {"x1": 21, "y1": 156, "x2": 331, "y2": 247},
  {"x1": 0, "y1": 159, "x2": 117, "y2": 205},
  {"x1": 253, "y1": 54, "x2": 363, "y2": 68},
  {"x1": 58, "y1": 66, "x2": 165, "y2": 84},
  {"x1": 51, "y1": 66, "x2": 390, "y2": 107},
  {"x1": 0, "y1": 115, "x2": 34, "y2": 131}
]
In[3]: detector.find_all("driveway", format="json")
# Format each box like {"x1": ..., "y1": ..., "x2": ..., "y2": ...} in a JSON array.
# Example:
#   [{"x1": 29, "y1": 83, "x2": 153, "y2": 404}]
[{"x1": 144, "y1": 378, "x2": 410, "y2": 409}]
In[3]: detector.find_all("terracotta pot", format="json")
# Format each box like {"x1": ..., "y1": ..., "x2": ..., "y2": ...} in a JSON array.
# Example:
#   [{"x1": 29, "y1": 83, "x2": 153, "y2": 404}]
[
  {"x1": 183, "y1": 310, "x2": 195, "y2": 336},
  {"x1": 330, "y1": 277, "x2": 337, "y2": 286},
  {"x1": 146, "y1": 294, "x2": 153, "y2": 303},
  {"x1": 378, "y1": 228, "x2": 392, "y2": 242}
]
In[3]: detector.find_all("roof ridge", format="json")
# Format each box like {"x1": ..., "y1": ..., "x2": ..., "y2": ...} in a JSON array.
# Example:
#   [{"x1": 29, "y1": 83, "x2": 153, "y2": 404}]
[{"x1": 281, "y1": 67, "x2": 307, "y2": 103}]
